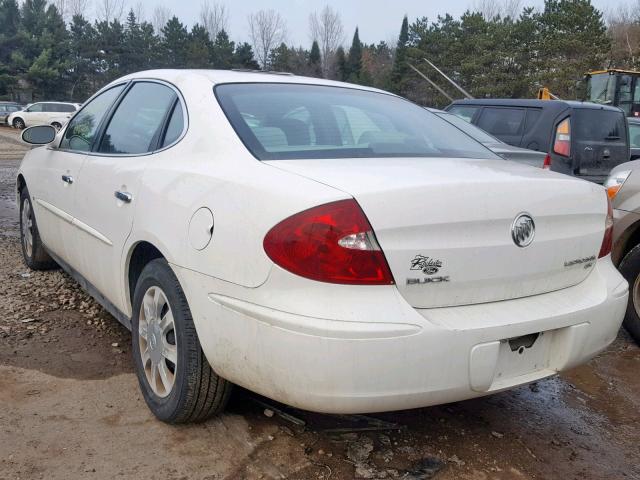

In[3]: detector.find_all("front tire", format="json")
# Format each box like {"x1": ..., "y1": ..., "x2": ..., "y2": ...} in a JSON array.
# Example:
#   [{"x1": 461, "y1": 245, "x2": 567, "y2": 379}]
[
  {"x1": 19, "y1": 187, "x2": 57, "y2": 270},
  {"x1": 12, "y1": 117, "x2": 25, "y2": 129},
  {"x1": 131, "y1": 259, "x2": 232, "y2": 423},
  {"x1": 618, "y1": 244, "x2": 640, "y2": 344}
]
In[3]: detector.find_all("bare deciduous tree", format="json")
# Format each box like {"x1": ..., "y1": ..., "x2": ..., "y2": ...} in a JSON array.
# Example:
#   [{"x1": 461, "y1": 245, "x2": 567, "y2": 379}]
[
  {"x1": 309, "y1": 5, "x2": 344, "y2": 77},
  {"x1": 152, "y1": 5, "x2": 172, "y2": 36},
  {"x1": 248, "y1": 9, "x2": 287, "y2": 69},
  {"x1": 473, "y1": 0, "x2": 522, "y2": 20},
  {"x1": 53, "y1": 0, "x2": 68, "y2": 20},
  {"x1": 68, "y1": 0, "x2": 90, "y2": 18},
  {"x1": 96, "y1": 0, "x2": 125, "y2": 23},
  {"x1": 606, "y1": 0, "x2": 640, "y2": 67},
  {"x1": 132, "y1": 1, "x2": 145, "y2": 22},
  {"x1": 200, "y1": 1, "x2": 229, "y2": 40}
]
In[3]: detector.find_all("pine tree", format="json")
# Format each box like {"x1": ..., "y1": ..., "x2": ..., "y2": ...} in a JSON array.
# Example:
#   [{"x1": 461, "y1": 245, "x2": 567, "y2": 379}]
[
  {"x1": 212, "y1": 30, "x2": 235, "y2": 69},
  {"x1": 334, "y1": 46, "x2": 347, "y2": 81},
  {"x1": 347, "y1": 27, "x2": 363, "y2": 83},
  {"x1": 186, "y1": 24, "x2": 213, "y2": 69},
  {"x1": 0, "y1": 0, "x2": 21, "y2": 97},
  {"x1": 233, "y1": 42, "x2": 260, "y2": 70},
  {"x1": 269, "y1": 42, "x2": 292, "y2": 72},
  {"x1": 390, "y1": 16, "x2": 409, "y2": 93},
  {"x1": 161, "y1": 16, "x2": 189, "y2": 68},
  {"x1": 309, "y1": 40, "x2": 322, "y2": 77}
]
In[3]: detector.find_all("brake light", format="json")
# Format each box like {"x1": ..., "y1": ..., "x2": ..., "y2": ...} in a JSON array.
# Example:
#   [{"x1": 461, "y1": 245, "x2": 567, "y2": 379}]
[
  {"x1": 553, "y1": 118, "x2": 571, "y2": 157},
  {"x1": 263, "y1": 199, "x2": 395, "y2": 285},
  {"x1": 542, "y1": 154, "x2": 551, "y2": 169},
  {"x1": 598, "y1": 195, "x2": 613, "y2": 258}
]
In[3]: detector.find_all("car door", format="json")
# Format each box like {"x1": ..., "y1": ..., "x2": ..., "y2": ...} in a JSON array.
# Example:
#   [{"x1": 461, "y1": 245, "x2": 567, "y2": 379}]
[
  {"x1": 30, "y1": 85, "x2": 127, "y2": 266},
  {"x1": 475, "y1": 107, "x2": 526, "y2": 147},
  {"x1": 23, "y1": 103, "x2": 44, "y2": 126},
  {"x1": 70, "y1": 80, "x2": 180, "y2": 312}
]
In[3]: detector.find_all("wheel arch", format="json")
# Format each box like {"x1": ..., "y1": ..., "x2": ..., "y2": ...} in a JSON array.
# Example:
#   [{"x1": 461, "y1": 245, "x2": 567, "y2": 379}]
[
  {"x1": 613, "y1": 218, "x2": 640, "y2": 266},
  {"x1": 126, "y1": 241, "x2": 166, "y2": 311}
]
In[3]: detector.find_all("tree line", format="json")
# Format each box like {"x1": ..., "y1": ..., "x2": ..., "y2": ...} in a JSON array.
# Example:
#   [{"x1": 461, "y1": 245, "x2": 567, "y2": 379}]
[{"x1": 0, "y1": 0, "x2": 627, "y2": 107}]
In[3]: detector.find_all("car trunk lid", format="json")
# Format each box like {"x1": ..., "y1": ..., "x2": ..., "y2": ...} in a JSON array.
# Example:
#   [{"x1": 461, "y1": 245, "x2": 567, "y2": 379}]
[{"x1": 267, "y1": 157, "x2": 607, "y2": 308}]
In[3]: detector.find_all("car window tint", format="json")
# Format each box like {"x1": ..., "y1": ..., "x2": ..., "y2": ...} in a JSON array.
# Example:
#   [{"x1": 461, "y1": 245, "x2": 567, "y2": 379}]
[
  {"x1": 477, "y1": 108, "x2": 525, "y2": 136},
  {"x1": 60, "y1": 84, "x2": 125, "y2": 152},
  {"x1": 161, "y1": 102, "x2": 184, "y2": 148},
  {"x1": 630, "y1": 123, "x2": 640, "y2": 148},
  {"x1": 216, "y1": 83, "x2": 499, "y2": 161},
  {"x1": 60, "y1": 104, "x2": 75, "y2": 112},
  {"x1": 98, "y1": 82, "x2": 177, "y2": 154},
  {"x1": 27, "y1": 104, "x2": 43, "y2": 112},
  {"x1": 435, "y1": 111, "x2": 498, "y2": 144},
  {"x1": 524, "y1": 109, "x2": 541, "y2": 132},
  {"x1": 447, "y1": 106, "x2": 478, "y2": 123}
]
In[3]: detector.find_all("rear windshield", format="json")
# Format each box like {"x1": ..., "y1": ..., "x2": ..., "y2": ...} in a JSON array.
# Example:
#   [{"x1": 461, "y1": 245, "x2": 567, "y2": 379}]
[
  {"x1": 215, "y1": 83, "x2": 499, "y2": 161},
  {"x1": 574, "y1": 109, "x2": 627, "y2": 142}
]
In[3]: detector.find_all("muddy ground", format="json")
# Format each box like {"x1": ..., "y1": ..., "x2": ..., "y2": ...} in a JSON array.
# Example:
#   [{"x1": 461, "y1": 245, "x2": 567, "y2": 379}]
[{"x1": 1, "y1": 126, "x2": 639, "y2": 480}]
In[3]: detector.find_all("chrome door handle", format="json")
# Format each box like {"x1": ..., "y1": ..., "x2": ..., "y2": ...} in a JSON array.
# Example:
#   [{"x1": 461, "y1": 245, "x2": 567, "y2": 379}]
[
  {"x1": 114, "y1": 191, "x2": 132, "y2": 203},
  {"x1": 61, "y1": 174, "x2": 73, "y2": 184}
]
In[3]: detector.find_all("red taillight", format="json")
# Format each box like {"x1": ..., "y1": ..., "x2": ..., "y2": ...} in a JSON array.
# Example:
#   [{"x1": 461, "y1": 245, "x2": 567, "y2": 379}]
[
  {"x1": 598, "y1": 194, "x2": 613, "y2": 258},
  {"x1": 542, "y1": 154, "x2": 551, "y2": 169},
  {"x1": 553, "y1": 118, "x2": 571, "y2": 157},
  {"x1": 263, "y1": 199, "x2": 395, "y2": 285}
]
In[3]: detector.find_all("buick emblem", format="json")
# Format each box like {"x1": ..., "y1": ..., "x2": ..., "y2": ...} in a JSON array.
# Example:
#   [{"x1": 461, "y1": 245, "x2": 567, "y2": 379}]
[{"x1": 511, "y1": 213, "x2": 535, "y2": 247}]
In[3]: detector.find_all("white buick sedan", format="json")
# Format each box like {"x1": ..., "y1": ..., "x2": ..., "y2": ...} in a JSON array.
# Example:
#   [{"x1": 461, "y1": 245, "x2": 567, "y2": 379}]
[{"x1": 17, "y1": 70, "x2": 628, "y2": 423}]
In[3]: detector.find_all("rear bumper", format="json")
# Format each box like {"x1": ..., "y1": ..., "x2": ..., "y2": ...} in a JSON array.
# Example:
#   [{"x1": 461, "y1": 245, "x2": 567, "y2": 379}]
[{"x1": 176, "y1": 258, "x2": 627, "y2": 414}]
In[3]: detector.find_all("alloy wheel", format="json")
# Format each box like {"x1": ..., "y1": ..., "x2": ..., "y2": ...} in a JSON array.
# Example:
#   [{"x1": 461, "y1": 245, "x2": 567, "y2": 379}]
[
  {"x1": 138, "y1": 286, "x2": 178, "y2": 398},
  {"x1": 21, "y1": 198, "x2": 33, "y2": 259}
]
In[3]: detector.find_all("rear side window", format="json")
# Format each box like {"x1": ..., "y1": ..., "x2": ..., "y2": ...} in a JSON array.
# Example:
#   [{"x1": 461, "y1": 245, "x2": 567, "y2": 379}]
[
  {"x1": 161, "y1": 102, "x2": 185, "y2": 148},
  {"x1": 60, "y1": 84, "x2": 125, "y2": 152},
  {"x1": 59, "y1": 104, "x2": 76, "y2": 112},
  {"x1": 98, "y1": 82, "x2": 177, "y2": 154},
  {"x1": 447, "y1": 105, "x2": 478, "y2": 123},
  {"x1": 477, "y1": 108, "x2": 525, "y2": 136},
  {"x1": 215, "y1": 83, "x2": 498, "y2": 161},
  {"x1": 8, "y1": 106, "x2": 19, "y2": 112}
]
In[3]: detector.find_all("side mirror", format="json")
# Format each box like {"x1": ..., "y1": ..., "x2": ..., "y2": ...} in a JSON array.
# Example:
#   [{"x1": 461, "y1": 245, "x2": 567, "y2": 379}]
[{"x1": 21, "y1": 125, "x2": 56, "y2": 145}]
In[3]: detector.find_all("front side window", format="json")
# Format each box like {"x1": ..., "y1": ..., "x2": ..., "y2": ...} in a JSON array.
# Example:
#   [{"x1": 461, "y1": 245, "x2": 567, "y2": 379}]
[
  {"x1": 447, "y1": 105, "x2": 479, "y2": 123},
  {"x1": 629, "y1": 123, "x2": 640, "y2": 148},
  {"x1": 27, "y1": 103, "x2": 43, "y2": 112},
  {"x1": 98, "y1": 82, "x2": 177, "y2": 154},
  {"x1": 215, "y1": 83, "x2": 498, "y2": 161},
  {"x1": 60, "y1": 84, "x2": 125, "y2": 152},
  {"x1": 477, "y1": 107, "x2": 525, "y2": 136}
]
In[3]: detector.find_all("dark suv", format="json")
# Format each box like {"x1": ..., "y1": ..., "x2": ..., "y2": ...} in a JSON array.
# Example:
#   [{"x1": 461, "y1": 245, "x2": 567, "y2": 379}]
[{"x1": 446, "y1": 99, "x2": 629, "y2": 183}]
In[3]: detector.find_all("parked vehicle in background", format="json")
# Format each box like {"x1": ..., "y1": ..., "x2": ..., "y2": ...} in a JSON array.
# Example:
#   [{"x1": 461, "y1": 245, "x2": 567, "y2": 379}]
[
  {"x1": 7, "y1": 101, "x2": 80, "y2": 129},
  {"x1": 17, "y1": 70, "x2": 627, "y2": 424},
  {"x1": 628, "y1": 117, "x2": 640, "y2": 160},
  {"x1": 0, "y1": 102, "x2": 23, "y2": 125},
  {"x1": 49, "y1": 115, "x2": 74, "y2": 131},
  {"x1": 446, "y1": 99, "x2": 629, "y2": 183},
  {"x1": 428, "y1": 108, "x2": 548, "y2": 167},
  {"x1": 606, "y1": 161, "x2": 640, "y2": 344}
]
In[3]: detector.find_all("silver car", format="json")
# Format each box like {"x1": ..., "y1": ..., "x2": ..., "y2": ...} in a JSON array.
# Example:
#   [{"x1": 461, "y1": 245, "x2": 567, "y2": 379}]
[
  {"x1": 0, "y1": 102, "x2": 22, "y2": 125},
  {"x1": 428, "y1": 108, "x2": 548, "y2": 167}
]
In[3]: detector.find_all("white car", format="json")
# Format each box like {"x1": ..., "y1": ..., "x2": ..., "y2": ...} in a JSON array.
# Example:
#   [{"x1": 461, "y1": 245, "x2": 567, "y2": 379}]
[
  {"x1": 8, "y1": 101, "x2": 80, "y2": 129},
  {"x1": 17, "y1": 70, "x2": 628, "y2": 423}
]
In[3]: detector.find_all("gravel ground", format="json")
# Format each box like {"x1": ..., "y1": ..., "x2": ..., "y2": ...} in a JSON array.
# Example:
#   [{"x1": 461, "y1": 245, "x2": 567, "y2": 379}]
[{"x1": 1, "y1": 127, "x2": 640, "y2": 480}]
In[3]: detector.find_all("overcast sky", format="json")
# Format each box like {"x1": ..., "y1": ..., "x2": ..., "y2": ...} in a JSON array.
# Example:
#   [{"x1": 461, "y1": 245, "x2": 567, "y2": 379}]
[{"x1": 144, "y1": 0, "x2": 618, "y2": 46}]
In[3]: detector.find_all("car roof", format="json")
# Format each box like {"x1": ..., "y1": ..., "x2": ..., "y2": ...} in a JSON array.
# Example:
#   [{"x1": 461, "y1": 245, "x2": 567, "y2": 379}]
[
  {"x1": 114, "y1": 69, "x2": 390, "y2": 95},
  {"x1": 448, "y1": 98, "x2": 623, "y2": 113}
]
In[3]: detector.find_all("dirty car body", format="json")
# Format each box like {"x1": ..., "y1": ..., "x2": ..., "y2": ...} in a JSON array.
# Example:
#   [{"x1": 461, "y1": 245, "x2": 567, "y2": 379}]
[{"x1": 17, "y1": 70, "x2": 628, "y2": 419}]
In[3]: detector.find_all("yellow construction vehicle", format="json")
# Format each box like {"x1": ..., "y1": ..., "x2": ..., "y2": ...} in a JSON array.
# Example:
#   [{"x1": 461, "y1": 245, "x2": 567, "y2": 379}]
[{"x1": 584, "y1": 68, "x2": 640, "y2": 117}]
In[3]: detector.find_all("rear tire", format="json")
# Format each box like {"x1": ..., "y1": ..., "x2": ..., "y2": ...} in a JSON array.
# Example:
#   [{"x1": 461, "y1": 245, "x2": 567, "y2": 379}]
[
  {"x1": 19, "y1": 187, "x2": 57, "y2": 270},
  {"x1": 131, "y1": 258, "x2": 232, "y2": 423},
  {"x1": 12, "y1": 117, "x2": 25, "y2": 129},
  {"x1": 618, "y1": 244, "x2": 640, "y2": 344}
]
